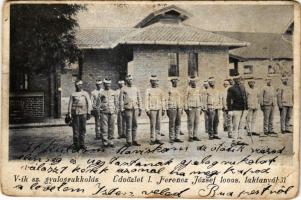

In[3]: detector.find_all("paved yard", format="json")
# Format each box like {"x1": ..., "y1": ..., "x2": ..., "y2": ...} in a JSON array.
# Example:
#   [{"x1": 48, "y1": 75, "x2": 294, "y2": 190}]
[{"x1": 9, "y1": 111, "x2": 294, "y2": 161}]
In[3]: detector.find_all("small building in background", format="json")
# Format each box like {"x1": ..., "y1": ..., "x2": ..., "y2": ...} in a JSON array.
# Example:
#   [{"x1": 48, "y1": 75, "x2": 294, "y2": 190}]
[{"x1": 217, "y1": 21, "x2": 293, "y2": 88}]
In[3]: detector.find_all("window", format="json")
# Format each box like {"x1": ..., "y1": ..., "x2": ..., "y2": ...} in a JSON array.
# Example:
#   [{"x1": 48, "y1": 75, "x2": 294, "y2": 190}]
[
  {"x1": 243, "y1": 65, "x2": 253, "y2": 75},
  {"x1": 188, "y1": 53, "x2": 198, "y2": 77},
  {"x1": 168, "y1": 53, "x2": 179, "y2": 77}
]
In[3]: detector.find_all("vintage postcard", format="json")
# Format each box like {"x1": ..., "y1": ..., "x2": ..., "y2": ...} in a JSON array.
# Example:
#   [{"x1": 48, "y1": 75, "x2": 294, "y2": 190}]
[{"x1": 1, "y1": 1, "x2": 300, "y2": 199}]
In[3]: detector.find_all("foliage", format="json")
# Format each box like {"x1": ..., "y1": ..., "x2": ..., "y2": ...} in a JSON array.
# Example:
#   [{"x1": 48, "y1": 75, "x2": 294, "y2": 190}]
[{"x1": 10, "y1": 4, "x2": 86, "y2": 74}]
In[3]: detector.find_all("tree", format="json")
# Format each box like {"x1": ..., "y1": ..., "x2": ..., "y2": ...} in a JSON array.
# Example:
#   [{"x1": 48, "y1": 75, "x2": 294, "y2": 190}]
[{"x1": 10, "y1": 4, "x2": 85, "y2": 75}]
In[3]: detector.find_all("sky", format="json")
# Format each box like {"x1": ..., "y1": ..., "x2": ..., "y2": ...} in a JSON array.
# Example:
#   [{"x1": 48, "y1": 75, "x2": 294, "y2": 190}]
[{"x1": 77, "y1": 2, "x2": 293, "y2": 33}]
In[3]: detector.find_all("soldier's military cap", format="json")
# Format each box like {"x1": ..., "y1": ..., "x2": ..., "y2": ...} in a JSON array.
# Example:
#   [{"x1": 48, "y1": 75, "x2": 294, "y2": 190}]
[
  {"x1": 281, "y1": 75, "x2": 288, "y2": 80},
  {"x1": 247, "y1": 78, "x2": 255, "y2": 83},
  {"x1": 208, "y1": 76, "x2": 215, "y2": 81},
  {"x1": 103, "y1": 78, "x2": 112, "y2": 84},
  {"x1": 189, "y1": 76, "x2": 198, "y2": 82},
  {"x1": 95, "y1": 79, "x2": 102, "y2": 85},
  {"x1": 118, "y1": 80, "x2": 125, "y2": 84},
  {"x1": 265, "y1": 77, "x2": 272, "y2": 81},
  {"x1": 75, "y1": 80, "x2": 83, "y2": 85},
  {"x1": 125, "y1": 75, "x2": 133, "y2": 80},
  {"x1": 150, "y1": 75, "x2": 158, "y2": 81},
  {"x1": 169, "y1": 76, "x2": 179, "y2": 81},
  {"x1": 232, "y1": 75, "x2": 241, "y2": 80}
]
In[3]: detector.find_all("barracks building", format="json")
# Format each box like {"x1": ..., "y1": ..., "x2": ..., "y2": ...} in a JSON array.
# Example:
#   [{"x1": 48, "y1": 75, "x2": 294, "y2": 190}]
[{"x1": 9, "y1": 5, "x2": 293, "y2": 123}]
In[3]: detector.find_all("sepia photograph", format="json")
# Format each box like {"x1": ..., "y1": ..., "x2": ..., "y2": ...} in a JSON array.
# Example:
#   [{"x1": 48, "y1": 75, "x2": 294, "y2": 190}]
[{"x1": 1, "y1": 1, "x2": 299, "y2": 199}]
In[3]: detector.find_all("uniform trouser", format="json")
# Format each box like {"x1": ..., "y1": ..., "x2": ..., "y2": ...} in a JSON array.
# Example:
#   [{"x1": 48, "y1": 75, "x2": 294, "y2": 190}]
[
  {"x1": 229, "y1": 110, "x2": 248, "y2": 138},
  {"x1": 101, "y1": 113, "x2": 115, "y2": 145},
  {"x1": 187, "y1": 108, "x2": 200, "y2": 138},
  {"x1": 246, "y1": 108, "x2": 258, "y2": 133},
  {"x1": 223, "y1": 111, "x2": 230, "y2": 130},
  {"x1": 204, "y1": 113, "x2": 209, "y2": 133},
  {"x1": 94, "y1": 112, "x2": 101, "y2": 138},
  {"x1": 117, "y1": 111, "x2": 126, "y2": 137},
  {"x1": 207, "y1": 109, "x2": 219, "y2": 137},
  {"x1": 148, "y1": 110, "x2": 161, "y2": 142},
  {"x1": 168, "y1": 108, "x2": 181, "y2": 141},
  {"x1": 72, "y1": 114, "x2": 86, "y2": 148},
  {"x1": 280, "y1": 106, "x2": 293, "y2": 132},
  {"x1": 262, "y1": 105, "x2": 274, "y2": 133},
  {"x1": 124, "y1": 109, "x2": 138, "y2": 143}
]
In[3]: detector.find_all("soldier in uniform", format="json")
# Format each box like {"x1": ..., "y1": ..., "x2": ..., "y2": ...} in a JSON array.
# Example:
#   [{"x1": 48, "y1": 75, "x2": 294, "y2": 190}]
[
  {"x1": 259, "y1": 77, "x2": 277, "y2": 135},
  {"x1": 184, "y1": 76, "x2": 203, "y2": 142},
  {"x1": 91, "y1": 79, "x2": 103, "y2": 140},
  {"x1": 202, "y1": 80, "x2": 209, "y2": 133},
  {"x1": 116, "y1": 80, "x2": 126, "y2": 139},
  {"x1": 145, "y1": 75, "x2": 165, "y2": 145},
  {"x1": 222, "y1": 80, "x2": 230, "y2": 132},
  {"x1": 206, "y1": 77, "x2": 222, "y2": 140},
  {"x1": 277, "y1": 75, "x2": 293, "y2": 134},
  {"x1": 227, "y1": 75, "x2": 248, "y2": 139},
  {"x1": 97, "y1": 78, "x2": 118, "y2": 147},
  {"x1": 119, "y1": 75, "x2": 142, "y2": 147},
  {"x1": 246, "y1": 78, "x2": 260, "y2": 136},
  {"x1": 166, "y1": 77, "x2": 183, "y2": 144},
  {"x1": 68, "y1": 80, "x2": 92, "y2": 150}
]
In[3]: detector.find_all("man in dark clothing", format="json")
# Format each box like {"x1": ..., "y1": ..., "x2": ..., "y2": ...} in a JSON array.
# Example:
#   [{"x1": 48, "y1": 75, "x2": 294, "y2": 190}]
[{"x1": 226, "y1": 75, "x2": 248, "y2": 139}]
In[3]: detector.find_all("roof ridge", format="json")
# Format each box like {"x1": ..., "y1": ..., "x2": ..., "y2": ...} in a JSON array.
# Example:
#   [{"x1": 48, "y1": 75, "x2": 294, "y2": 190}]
[
  {"x1": 216, "y1": 31, "x2": 287, "y2": 35},
  {"x1": 182, "y1": 23, "x2": 249, "y2": 45},
  {"x1": 79, "y1": 27, "x2": 136, "y2": 30}
]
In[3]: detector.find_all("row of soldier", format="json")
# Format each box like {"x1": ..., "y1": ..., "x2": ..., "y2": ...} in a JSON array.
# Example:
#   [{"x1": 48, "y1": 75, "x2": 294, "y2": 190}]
[{"x1": 67, "y1": 74, "x2": 293, "y2": 150}]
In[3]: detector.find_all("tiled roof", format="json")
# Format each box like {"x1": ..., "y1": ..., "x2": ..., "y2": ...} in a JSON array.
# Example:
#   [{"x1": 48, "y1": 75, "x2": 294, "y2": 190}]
[
  {"x1": 76, "y1": 28, "x2": 135, "y2": 49},
  {"x1": 216, "y1": 31, "x2": 293, "y2": 59},
  {"x1": 76, "y1": 24, "x2": 248, "y2": 49},
  {"x1": 119, "y1": 23, "x2": 248, "y2": 48}
]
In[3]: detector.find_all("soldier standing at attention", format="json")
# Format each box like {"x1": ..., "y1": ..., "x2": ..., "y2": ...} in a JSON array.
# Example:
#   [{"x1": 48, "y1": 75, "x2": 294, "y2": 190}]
[
  {"x1": 91, "y1": 79, "x2": 103, "y2": 140},
  {"x1": 145, "y1": 75, "x2": 165, "y2": 145},
  {"x1": 246, "y1": 78, "x2": 260, "y2": 136},
  {"x1": 116, "y1": 80, "x2": 126, "y2": 139},
  {"x1": 97, "y1": 78, "x2": 118, "y2": 147},
  {"x1": 259, "y1": 78, "x2": 277, "y2": 136},
  {"x1": 166, "y1": 77, "x2": 183, "y2": 144},
  {"x1": 68, "y1": 80, "x2": 92, "y2": 151},
  {"x1": 227, "y1": 75, "x2": 248, "y2": 139},
  {"x1": 206, "y1": 77, "x2": 222, "y2": 140},
  {"x1": 119, "y1": 75, "x2": 142, "y2": 147},
  {"x1": 184, "y1": 76, "x2": 203, "y2": 142},
  {"x1": 202, "y1": 80, "x2": 209, "y2": 133},
  {"x1": 277, "y1": 75, "x2": 293, "y2": 134},
  {"x1": 222, "y1": 80, "x2": 230, "y2": 132}
]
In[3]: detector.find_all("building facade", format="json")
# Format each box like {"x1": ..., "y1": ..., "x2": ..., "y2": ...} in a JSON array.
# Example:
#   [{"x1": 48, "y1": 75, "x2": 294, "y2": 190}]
[{"x1": 60, "y1": 5, "x2": 247, "y2": 114}]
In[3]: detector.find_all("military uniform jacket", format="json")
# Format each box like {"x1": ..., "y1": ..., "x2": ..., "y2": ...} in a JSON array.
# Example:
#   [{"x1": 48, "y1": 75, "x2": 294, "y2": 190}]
[
  {"x1": 91, "y1": 89, "x2": 103, "y2": 110},
  {"x1": 246, "y1": 87, "x2": 260, "y2": 109},
  {"x1": 277, "y1": 84, "x2": 293, "y2": 107},
  {"x1": 68, "y1": 90, "x2": 92, "y2": 115},
  {"x1": 184, "y1": 87, "x2": 203, "y2": 110},
  {"x1": 259, "y1": 85, "x2": 277, "y2": 106},
  {"x1": 221, "y1": 87, "x2": 230, "y2": 110},
  {"x1": 119, "y1": 85, "x2": 142, "y2": 110},
  {"x1": 167, "y1": 87, "x2": 182, "y2": 110},
  {"x1": 207, "y1": 87, "x2": 222, "y2": 110},
  {"x1": 227, "y1": 84, "x2": 248, "y2": 111},
  {"x1": 145, "y1": 87, "x2": 165, "y2": 112},
  {"x1": 200, "y1": 88, "x2": 208, "y2": 110},
  {"x1": 97, "y1": 89, "x2": 118, "y2": 114}
]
